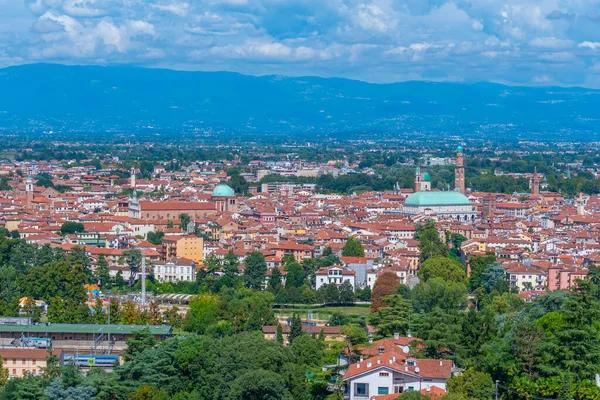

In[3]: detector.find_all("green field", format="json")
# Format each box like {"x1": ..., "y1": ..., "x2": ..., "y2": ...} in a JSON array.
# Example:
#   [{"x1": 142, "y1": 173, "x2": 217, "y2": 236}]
[{"x1": 273, "y1": 304, "x2": 370, "y2": 320}]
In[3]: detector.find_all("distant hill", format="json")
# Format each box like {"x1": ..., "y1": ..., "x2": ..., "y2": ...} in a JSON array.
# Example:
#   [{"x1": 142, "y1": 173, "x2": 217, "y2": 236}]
[{"x1": 1, "y1": 63, "x2": 599, "y2": 139}]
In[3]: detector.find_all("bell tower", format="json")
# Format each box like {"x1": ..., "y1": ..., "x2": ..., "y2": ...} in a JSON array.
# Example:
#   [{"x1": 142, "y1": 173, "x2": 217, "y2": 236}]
[
  {"x1": 130, "y1": 166, "x2": 136, "y2": 189},
  {"x1": 531, "y1": 167, "x2": 540, "y2": 196},
  {"x1": 414, "y1": 167, "x2": 422, "y2": 192},
  {"x1": 455, "y1": 146, "x2": 465, "y2": 194},
  {"x1": 25, "y1": 175, "x2": 34, "y2": 210}
]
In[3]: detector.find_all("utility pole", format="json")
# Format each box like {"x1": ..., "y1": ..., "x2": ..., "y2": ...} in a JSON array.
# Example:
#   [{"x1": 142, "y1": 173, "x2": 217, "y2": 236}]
[{"x1": 495, "y1": 380, "x2": 499, "y2": 400}]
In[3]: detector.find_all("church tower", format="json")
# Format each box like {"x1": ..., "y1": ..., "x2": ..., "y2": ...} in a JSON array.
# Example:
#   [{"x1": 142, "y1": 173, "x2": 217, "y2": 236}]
[
  {"x1": 455, "y1": 146, "x2": 465, "y2": 194},
  {"x1": 130, "y1": 166, "x2": 136, "y2": 189},
  {"x1": 25, "y1": 175, "x2": 33, "y2": 210},
  {"x1": 414, "y1": 167, "x2": 423, "y2": 192},
  {"x1": 577, "y1": 193, "x2": 585, "y2": 215},
  {"x1": 531, "y1": 167, "x2": 540, "y2": 196}
]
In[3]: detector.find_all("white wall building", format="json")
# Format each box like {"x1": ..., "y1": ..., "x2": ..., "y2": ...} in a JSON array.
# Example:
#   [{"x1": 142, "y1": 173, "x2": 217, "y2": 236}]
[
  {"x1": 315, "y1": 266, "x2": 356, "y2": 290},
  {"x1": 153, "y1": 258, "x2": 196, "y2": 283},
  {"x1": 343, "y1": 353, "x2": 451, "y2": 399}
]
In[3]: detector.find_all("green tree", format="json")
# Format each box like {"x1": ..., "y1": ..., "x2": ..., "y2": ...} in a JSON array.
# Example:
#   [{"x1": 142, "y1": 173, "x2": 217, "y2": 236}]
[
  {"x1": 418, "y1": 256, "x2": 466, "y2": 283},
  {"x1": 369, "y1": 295, "x2": 412, "y2": 338},
  {"x1": 42, "y1": 348, "x2": 61, "y2": 381},
  {"x1": 342, "y1": 237, "x2": 365, "y2": 257},
  {"x1": 276, "y1": 324, "x2": 284, "y2": 345},
  {"x1": 119, "y1": 249, "x2": 142, "y2": 287},
  {"x1": 21, "y1": 296, "x2": 41, "y2": 323},
  {"x1": 179, "y1": 213, "x2": 191, "y2": 231},
  {"x1": 268, "y1": 267, "x2": 282, "y2": 292},
  {"x1": 228, "y1": 370, "x2": 287, "y2": 400},
  {"x1": 0, "y1": 355, "x2": 8, "y2": 389},
  {"x1": 243, "y1": 252, "x2": 267, "y2": 290},
  {"x1": 285, "y1": 262, "x2": 306, "y2": 288},
  {"x1": 412, "y1": 278, "x2": 468, "y2": 313},
  {"x1": 415, "y1": 308, "x2": 462, "y2": 359},
  {"x1": 94, "y1": 255, "x2": 111, "y2": 289},
  {"x1": 123, "y1": 328, "x2": 158, "y2": 362},
  {"x1": 147, "y1": 231, "x2": 165, "y2": 245},
  {"x1": 446, "y1": 368, "x2": 495, "y2": 399},
  {"x1": 339, "y1": 281, "x2": 355, "y2": 304},
  {"x1": 60, "y1": 221, "x2": 85, "y2": 235},
  {"x1": 184, "y1": 294, "x2": 219, "y2": 334},
  {"x1": 289, "y1": 313, "x2": 303, "y2": 344},
  {"x1": 290, "y1": 335, "x2": 324, "y2": 367},
  {"x1": 417, "y1": 222, "x2": 449, "y2": 262}
]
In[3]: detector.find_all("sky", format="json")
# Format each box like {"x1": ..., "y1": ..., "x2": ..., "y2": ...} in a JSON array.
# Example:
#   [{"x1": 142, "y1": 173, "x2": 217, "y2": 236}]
[{"x1": 1, "y1": 0, "x2": 600, "y2": 87}]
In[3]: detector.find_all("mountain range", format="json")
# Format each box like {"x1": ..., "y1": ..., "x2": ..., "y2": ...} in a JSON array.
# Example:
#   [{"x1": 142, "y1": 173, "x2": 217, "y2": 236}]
[{"x1": 1, "y1": 63, "x2": 599, "y2": 139}]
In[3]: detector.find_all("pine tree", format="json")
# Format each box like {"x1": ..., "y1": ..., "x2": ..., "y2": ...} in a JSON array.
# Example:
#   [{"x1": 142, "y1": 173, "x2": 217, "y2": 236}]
[
  {"x1": 243, "y1": 252, "x2": 267, "y2": 290},
  {"x1": 0, "y1": 355, "x2": 8, "y2": 388},
  {"x1": 269, "y1": 267, "x2": 282, "y2": 292},
  {"x1": 289, "y1": 313, "x2": 303, "y2": 344},
  {"x1": 276, "y1": 323, "x2": 284, "y2": 345},
  {"x1": 94, "y1": 255, "x2": 111, "y2": 289}
]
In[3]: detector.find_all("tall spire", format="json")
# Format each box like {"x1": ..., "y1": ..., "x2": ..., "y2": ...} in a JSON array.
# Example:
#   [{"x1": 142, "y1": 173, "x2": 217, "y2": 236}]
[
  {"x1": 455, "y1": 145, "x2": 465, "y2": 194},
  {"x1": 531, "y1": 167, "x2": 540, "y2": 196},
  {"x1": 130, "y1": 166, "x2": 136, "y2": 189}
]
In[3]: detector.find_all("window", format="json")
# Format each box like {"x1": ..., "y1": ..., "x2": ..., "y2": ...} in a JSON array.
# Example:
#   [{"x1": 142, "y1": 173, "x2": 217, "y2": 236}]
[
  {"x1": 12, "y1": 359, "x2": 15, "y2": 364},
  {"x1": 32, "y1": 360, "x2": 36, "y2": 365},
  {"x1": 408, "y1": 387, "x2": 414, "y2": 392},
  {"x1": 12, "y1": 369, "x2": 15, "y2": 375},
  {"x1": 379, "y1": 372, "x2": 389, "y2": 377},
  {"x1": 32, "y1": 369, "x2": 36, "y2": 375},
  {"x1": 378, "y1": 387, "x2": 389, "y2": 395},
  {"x1": 354, "y1": 383, "x2": 369, "y2": 397}
]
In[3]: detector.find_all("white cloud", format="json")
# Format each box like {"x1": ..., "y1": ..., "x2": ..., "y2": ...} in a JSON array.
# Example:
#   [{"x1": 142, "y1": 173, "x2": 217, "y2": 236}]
[
  {"x1": 62, "y1": 0, "x2": 104, "y2": 17},
  {"x1": 529, "y1": 37, "x2": 574, "y2": 50},
  {"x1": 353, "y1": 3, "x2": 396, "y2": 33},
  {"x1": 152, "y1": 3, "x2": 189, "y2": 17},
  {"x1": 4, "y1": 0, "x2": 600, "y2": 86},
  {"x1": 409, "y1": 43, "x2": 431, "y2": 51},
  {"x1": 578, "y1": 41, "x2": 600, "y2": 50}
]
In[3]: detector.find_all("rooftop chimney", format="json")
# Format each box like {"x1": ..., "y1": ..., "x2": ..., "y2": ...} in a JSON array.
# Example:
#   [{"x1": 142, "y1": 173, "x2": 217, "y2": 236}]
[
  {"x1": 440, "y1": 360, "x2": 443, "y2": 366},
  {"x1": 367, "y1": 360, "x2": 372, "y2": 368},
  {"x1": 393, "y1": 332, "x2": 400, "y2": 340}
]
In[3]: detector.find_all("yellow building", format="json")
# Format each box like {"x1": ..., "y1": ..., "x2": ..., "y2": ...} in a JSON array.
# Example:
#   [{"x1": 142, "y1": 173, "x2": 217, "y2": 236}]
[
  {"x1": 162, "y1": 235, "x2": 204, "y2": 264},
  {"x1": 0, "y1": 348, "x2": 62, "y2": 378}
]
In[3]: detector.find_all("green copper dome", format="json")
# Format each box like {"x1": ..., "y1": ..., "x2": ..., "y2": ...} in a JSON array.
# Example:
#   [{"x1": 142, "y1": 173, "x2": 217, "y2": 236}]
[
  {"x1": 456, "y1": 145, "x2": 463, "y2": 153},
  {"x1": 404, "y1": 191, "x2": 470, "y2": 207},
  {"x1": 212, "y1": 182, "x2": 235, "y2": 197},
  {"x1": 422, "y1": 173, "x2": 431, "y2": 182}
]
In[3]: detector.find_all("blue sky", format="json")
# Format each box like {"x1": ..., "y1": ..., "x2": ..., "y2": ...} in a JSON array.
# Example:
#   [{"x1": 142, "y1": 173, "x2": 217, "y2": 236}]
[{"x1": 1, "y1": 0, "x2": 600, "y2": 87}]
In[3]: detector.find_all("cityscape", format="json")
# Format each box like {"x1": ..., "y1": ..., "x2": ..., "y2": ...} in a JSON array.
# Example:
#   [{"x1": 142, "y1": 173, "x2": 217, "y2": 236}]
[{"x1": 2, "y1": 0, "x2": 600, "y2": 399}]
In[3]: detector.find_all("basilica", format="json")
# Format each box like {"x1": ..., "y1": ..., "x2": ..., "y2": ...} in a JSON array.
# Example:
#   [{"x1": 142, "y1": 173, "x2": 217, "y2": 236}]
[{"x1": 402, "y1": 146, "x2": 476, "y2": 221}]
